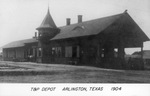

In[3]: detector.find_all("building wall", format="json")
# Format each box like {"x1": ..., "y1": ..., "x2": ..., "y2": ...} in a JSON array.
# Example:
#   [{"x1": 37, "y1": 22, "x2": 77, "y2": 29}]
[
  {"x1": 16, "y1": 48, "x2": 24, "y2": 60},
  {"x1": 3, "y1": 47, "x2": 25, "y2": 61},
  {"x1": 3, "y1": 48, "x2": 15, "y2": 61},
  {"x1": 3, "y1": 42, "x2": 38, "y2": 62},
  {"x1": 24, "y1": 43, "x2": 38, "y2": 62},
  {"x1": 38, "y1": 36, "x2": 100, "y2": 65},
  {"x1": 3, "y1": 49, "x2": 7, "y2": 58}
]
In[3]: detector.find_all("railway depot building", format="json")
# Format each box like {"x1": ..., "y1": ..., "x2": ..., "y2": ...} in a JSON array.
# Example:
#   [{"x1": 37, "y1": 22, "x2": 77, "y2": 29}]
[{"x1": 2, "y1": 9, "x2": 149, "y2": 69}]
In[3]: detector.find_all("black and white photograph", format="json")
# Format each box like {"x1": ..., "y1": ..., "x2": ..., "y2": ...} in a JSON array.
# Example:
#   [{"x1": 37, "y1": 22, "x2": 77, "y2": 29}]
[{"x1": 0, "y1": 0, "x2": 150, "y2": 95}]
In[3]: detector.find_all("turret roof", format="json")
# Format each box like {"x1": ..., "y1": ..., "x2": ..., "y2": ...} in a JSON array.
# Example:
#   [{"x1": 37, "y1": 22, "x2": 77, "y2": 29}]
[{"x1": 37, "y1": 8, "x2": 57, "y2": 29}]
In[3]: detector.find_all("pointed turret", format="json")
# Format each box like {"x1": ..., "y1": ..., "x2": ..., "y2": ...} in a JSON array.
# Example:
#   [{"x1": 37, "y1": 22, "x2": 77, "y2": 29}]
[
  {"x1": 36, "y1": 7, "x2": 60, "y2": 43},
  {"x1": 37, "y1": 8, "x2": 57, "y2": 29}
]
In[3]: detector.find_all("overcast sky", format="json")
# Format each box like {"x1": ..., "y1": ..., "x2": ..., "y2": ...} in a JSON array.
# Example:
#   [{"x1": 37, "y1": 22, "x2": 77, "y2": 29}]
[{"x1": 0, "y1": 0, "x2": 150, "y2": 53}]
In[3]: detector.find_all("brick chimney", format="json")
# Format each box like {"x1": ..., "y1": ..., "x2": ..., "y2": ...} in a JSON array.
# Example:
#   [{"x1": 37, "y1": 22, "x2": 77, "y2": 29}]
[
  {"x1": 78, "y1": 15, "x2": 82, "y2": 23},
  {"x1": 66, "y1": 18, "x2": 71, "y2": 25},
  {"x1": 33, "y1": 32, "x2": 37, "y2": 39}
]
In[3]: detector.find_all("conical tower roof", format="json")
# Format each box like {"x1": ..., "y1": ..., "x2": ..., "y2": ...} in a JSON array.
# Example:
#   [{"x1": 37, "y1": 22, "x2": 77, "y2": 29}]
[{"x1": 37, "y1": 8, "x2": 57, "y2": 29}]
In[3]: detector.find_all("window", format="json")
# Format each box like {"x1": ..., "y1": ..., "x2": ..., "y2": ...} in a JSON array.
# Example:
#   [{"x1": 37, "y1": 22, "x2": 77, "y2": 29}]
[
  {"x1": 30, "y1": 48, "x2": 33, "y2": 55},
  {"x1": 72, "y1": 46, "x2": 77, "y2": 57},
  {"x1": 101, "y1": 49, "x2": 104, "y2": 58},
  {"x1": 65, "y1": 46, "x2": 80, "y2": 58},
  {"x1": 73, "y1": 46, "x2": 80, "y2": 58},
  {"x1": 52, "y1": 47, "x2": 62, "y2": 57},
  {"x1": 38, "y1": 48, "x2": 42, "y2": 57},
  {"x1": 33, "y1": 48, "x2": 36, "y2": 57},
  {"x1": 57, "y1": 47, "x2": 62, "y2": 57},
  {"x1": 65, "y1": 46, "x2": 72, "y2": 57},
  {"x1": 77, "y1": 46, "x2": 80, "y2": 57},
  {"x1": 52, "y1": 47, "x2": 55, "y2": 55}
]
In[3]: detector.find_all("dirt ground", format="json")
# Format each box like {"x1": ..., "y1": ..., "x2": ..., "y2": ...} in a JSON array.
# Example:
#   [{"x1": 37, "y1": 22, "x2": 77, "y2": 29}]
[{"x1": 0, "y1": 61, "x2": 150, "y2": 83}]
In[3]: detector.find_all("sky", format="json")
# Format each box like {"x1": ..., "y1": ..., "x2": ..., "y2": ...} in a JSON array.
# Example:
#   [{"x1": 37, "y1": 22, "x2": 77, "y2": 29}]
[{"x1": 0, "y1": 0, "x2": 150, "y2": 54}]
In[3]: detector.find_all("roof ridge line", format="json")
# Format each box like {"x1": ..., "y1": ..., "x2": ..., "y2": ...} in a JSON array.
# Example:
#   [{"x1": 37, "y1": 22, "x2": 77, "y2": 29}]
[{"x1": 58, "y1": 13, "x2": 124, "y2": 28}]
